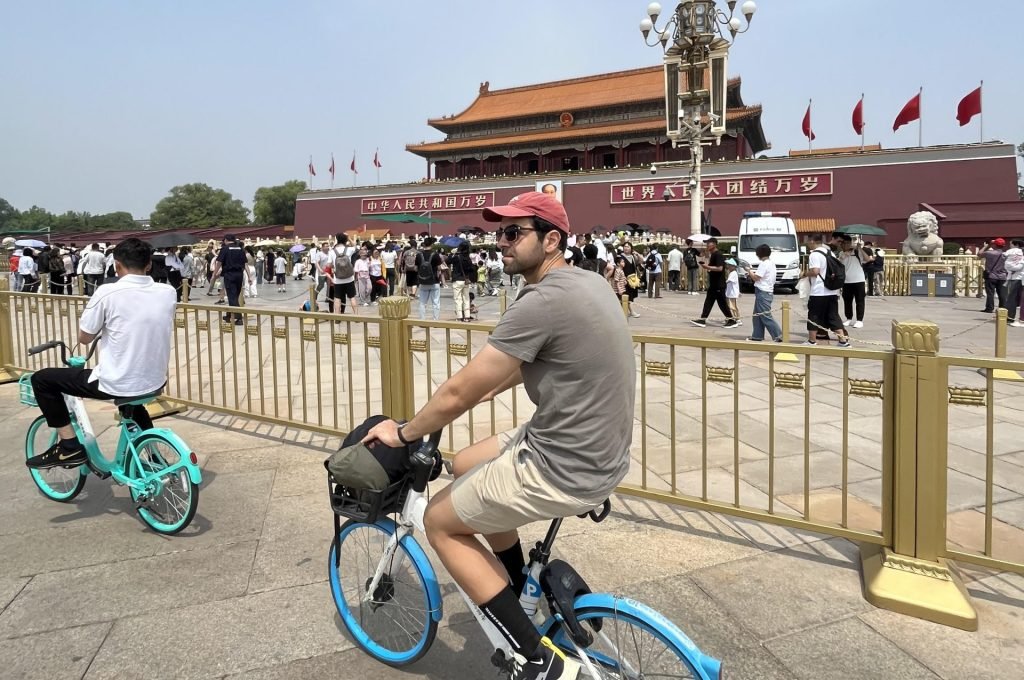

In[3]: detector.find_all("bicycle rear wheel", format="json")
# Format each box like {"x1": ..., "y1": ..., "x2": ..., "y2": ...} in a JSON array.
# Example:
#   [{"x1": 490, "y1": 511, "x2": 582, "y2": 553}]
[
  {"x1": 328, "y1": 520, "x2": 438, "y2": 666},
  {"x1": 25, "y1": 416, "x2": 87, "y2": 502},
  {"x1": 549, "y1": 603, "x2": 714, "y2": 679},
  {"x1": 127, "y1": 433, "x2": 198, "y2": 535}
]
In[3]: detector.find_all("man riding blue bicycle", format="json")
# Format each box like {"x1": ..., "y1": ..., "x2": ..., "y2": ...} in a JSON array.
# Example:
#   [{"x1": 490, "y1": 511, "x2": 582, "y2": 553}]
[
  {"x1": 26, "y1": 238, "x2": 177, "y2": 470},
  {"x1": 364, "y1": 192, "x2": 636, "y2": 680}
]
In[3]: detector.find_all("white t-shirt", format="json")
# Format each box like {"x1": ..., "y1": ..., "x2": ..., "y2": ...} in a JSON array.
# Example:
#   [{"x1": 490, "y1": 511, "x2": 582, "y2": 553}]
[
  {"x1": 274, "y1": 256, "x2": 286, "y2": 274},
  {"x1": 381, "y1": 250, "x2": 397, "y2": 272},
  {"x1": 808, "y1": 247, "x2": 839, "y2": 296},
  {"x1": 331, "y1": 245, "x2": 356, "y2": 284},
  {"x1": 725, "y1": 271, "x2": 739, "y2": 299},
  {"x1": 593, "y1": 239, "x2": 608, "y2": 263},
  {"x1": 79, "y1": 274, "x2": 176, "y2": 396},
  {"x1": 18, "y1": 255, "x2": 37, "y2": 277},
  {"x1": 839, "y1": 249, "x2": 866, "y2": 284},
  {"x1": 81, "y1": 250, "x2": 106, "y2": 275},
  {"x1": 754, "y1": 259, "x2": 776, "y2": 293},
  {"x1": 1005, "y1": 247, "x2": 1024, "y2": 281},
  {"x1": 309, "y1": 249, "x2": 328, "y2": 274},
  {"x1": 666, "y1": 248, "x2": 683, "y2": 271},
  {"x1": 354, "y1": 258, "x2": 370, "y2": 279}
]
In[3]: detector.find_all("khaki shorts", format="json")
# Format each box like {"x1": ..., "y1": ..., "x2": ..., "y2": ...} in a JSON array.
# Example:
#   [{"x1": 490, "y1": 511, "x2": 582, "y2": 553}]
[{"x1": 449, "y1": 427, "x2": 604, "y2": 535}]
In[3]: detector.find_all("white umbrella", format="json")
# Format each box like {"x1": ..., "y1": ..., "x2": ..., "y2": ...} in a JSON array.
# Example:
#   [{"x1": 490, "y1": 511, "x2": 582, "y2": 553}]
[
  {"x1": 14, "y1": 239, "x2": 46, "y2": 248},
  {"x1": 685, "y1": 234, "x2": 712, "y2": 243}
]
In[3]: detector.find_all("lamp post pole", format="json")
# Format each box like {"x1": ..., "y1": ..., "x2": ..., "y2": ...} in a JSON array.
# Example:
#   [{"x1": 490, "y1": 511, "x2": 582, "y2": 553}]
[{"x1": 639, "y1": 0, "x2": 756, "y2": 236}]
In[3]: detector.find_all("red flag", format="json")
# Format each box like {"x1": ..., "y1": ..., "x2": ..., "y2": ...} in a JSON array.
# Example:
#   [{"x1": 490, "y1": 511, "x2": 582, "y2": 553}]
[
  {"x1": 801, "y1": 103, "x2": 815, "y2": 141},
  {"x1": 892, "y1": 92, "x2": 921, "y2": 131},
  {"x1": 852, "y1": 97, "x2": 865, "y2": 135},
  {"x1": 350, "y1": 153, "x2": 357, "y2": 174},
  {"x1": 328, "y1": 154, "x2": 335, "y2": 180},
  {"x1": 308, "y1": 158, "x2": 316, "y2": 176},
  {"x1": 373, "y1": 149, "x2": 381, "y2": 168},
  {"x1": 956, "y1": 85, "x2": 982, "y2": 126}
]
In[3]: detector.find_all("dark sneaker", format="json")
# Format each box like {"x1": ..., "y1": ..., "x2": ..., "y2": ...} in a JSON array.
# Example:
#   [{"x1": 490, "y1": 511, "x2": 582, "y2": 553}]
[
  {"x1": 26, "y1": 442, "x2": 87, "y2": 469},
  {"x1": 507, "y1": 638, "x2": 579, "y2": 680},
  {"x1": 723, "y1": 319, "x2": 739, "y2": 328},
  {"x1": 690, "y1": 319, "x2": 707, "y2": 327}
]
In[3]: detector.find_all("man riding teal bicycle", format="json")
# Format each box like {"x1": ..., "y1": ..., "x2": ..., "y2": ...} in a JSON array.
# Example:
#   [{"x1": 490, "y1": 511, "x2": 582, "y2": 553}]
[
  {"x1": 26, "y1": 238, "x2": 177, "y2": 470},
  {"x1": 364, "y1": 192, "x2": 636, "y2": 680}
]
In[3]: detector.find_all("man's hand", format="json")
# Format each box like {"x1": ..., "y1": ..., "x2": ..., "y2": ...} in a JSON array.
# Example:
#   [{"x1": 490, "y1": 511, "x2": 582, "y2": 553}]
[{"x1": 362, "y1": 419, "x2": 403, "y2": 448}]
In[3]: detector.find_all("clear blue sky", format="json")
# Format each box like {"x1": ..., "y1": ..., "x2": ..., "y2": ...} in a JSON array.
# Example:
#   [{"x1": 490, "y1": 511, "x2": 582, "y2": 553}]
[{"x1": 1, "y1": 0, "x2": 1020, "y2": 220}]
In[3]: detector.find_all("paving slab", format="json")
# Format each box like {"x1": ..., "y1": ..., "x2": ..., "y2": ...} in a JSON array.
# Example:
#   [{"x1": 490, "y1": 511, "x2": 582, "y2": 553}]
[
  {"x1": 0, "y1": 576, "x2": 28, "y2": 615},
  {"x1": 765, "y1": 617, "x2": 941, "y2": 680},
  {"x1": 0, "y1": 622, "x2": 111, "y2": 680}
]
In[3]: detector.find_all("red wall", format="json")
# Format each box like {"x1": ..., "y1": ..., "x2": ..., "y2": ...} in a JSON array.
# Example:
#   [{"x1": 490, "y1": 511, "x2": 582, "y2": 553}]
[{"x1": 295, "y1": 153, "x2": 1018, "y2": 245}]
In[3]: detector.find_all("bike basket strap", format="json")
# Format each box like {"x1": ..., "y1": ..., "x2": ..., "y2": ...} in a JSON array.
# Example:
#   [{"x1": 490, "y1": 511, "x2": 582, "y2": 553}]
[
  {"x1": 326, "y1": 468, "x2": 410, "y2": 523},
  {"x1": 18, "y1": 374, "x2": 37, "y2": 407}
]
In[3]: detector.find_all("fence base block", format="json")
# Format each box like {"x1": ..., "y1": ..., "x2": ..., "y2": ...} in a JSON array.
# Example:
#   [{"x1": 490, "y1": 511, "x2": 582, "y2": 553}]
[
  {"x1": 774, "y1": 352, "x2": 800, "y2": 363},
  {"x1": 993, "y1": 369, "x2": 1024, "y2": 382},
  {"x1": 0, "y1": 367, "x2": 18, "y2": 385},
  {"x1": 145, "y1": 397, "x2": 189, "y2": 421},
  {"x1": 860, "y1": 544, "x2": 977, "y2": 631}
]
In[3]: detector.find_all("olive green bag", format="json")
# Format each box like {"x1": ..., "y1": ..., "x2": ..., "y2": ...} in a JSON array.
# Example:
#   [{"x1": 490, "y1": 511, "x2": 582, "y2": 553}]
[{"x1": 326, "y1": 443, "x2": 391, "y2": 491}]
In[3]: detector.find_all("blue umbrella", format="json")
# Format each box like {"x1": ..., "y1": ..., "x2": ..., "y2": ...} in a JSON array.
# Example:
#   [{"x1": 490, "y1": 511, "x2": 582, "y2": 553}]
[
  {"x1": 289, "y1": 244, "x2": 306, "y2": 253},
  {"x1": 439, "y1": 236, "x2": 466, "y2": 248},
  {"x1": 15, "y1": 239, "x2": 46, "y2": 249}
]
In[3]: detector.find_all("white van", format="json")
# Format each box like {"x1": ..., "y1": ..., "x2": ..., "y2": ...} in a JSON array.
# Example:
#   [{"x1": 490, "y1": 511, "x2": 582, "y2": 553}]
[{"x1": 734, "y1": 211, "x2": 802, "y2": 291}]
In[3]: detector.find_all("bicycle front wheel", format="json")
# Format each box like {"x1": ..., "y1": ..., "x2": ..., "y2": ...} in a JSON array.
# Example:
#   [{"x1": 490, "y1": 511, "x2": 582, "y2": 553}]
[
  {"x1": 25, "y1": 416, "x2": 87, "y2": 502},
  {"x1": 329, "y1": 520, "x2": 438, "y2": 666},
  {"x1": 549, "y1": 602, "x2": 714, "y2": 679},
  {"x1": 127, "y1": 434, "x2": 198, "y2": 535}
]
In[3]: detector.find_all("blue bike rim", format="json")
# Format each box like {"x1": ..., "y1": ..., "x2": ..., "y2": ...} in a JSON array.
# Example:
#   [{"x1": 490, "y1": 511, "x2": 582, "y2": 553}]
[{"x1": 329, "y1": 521, "x2": 437, "y2": 666}]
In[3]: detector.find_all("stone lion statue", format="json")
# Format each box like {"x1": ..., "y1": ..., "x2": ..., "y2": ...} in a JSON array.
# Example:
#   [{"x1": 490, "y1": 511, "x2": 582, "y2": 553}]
[{"x1": 903, "y1": 210, "x2": 943, "y2": 257}]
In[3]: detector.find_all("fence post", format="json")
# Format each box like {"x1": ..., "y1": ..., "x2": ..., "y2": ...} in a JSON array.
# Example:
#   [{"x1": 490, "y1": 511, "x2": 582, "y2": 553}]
[
  {"x1": 860, "y1": 319, "x2": 977, "y2": 631},
  {"x1": 499, "y1": 288, "x2": 508, "y2": 316},
  {"x1": 780, "y1": 301, "x2": 791, "y2": 342},
  {"x1": 620, "y1": 294, "x2": 629, "y2": 318},
  {"x1": 378, "y1": 296, "x2": 413, "y2": 421},
  {"x1": 0, "y1": 278, "x2": 17, "y2": 383},
  {"x1": 995, "y1": 308, "x2": 1007, "y2": 358}
]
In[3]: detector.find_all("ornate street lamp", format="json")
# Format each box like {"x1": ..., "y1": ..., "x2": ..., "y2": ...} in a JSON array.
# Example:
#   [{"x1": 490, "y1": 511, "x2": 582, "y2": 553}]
[{"x1": 639, "y1": 1, "x2": 756, "y2": 235}]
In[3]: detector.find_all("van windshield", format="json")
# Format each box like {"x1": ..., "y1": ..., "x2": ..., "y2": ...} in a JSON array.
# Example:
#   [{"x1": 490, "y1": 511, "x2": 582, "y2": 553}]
[{"x1": 739, "y1": 235, "x2": 798, "y2": 253}]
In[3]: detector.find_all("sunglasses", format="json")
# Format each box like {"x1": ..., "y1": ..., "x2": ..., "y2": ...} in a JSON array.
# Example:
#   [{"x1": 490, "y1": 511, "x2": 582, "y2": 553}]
[{"x1": 495, "y1": 225, "x2": 539, "y2": 243}]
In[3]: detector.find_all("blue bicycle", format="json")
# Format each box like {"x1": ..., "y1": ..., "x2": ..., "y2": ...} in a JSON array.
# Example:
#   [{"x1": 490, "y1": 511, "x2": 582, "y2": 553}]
[
  {"x1": 20, "y1": 340, "x2": 202, "y2": 535},
  {"x1": 327, "y1": 430, "x2": 723, "y2": 679}
]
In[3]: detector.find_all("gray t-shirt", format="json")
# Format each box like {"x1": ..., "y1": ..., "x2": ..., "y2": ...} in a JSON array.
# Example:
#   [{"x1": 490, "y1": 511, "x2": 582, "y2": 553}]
[{"x1": 488, "y1": 267, "x2": 635, "y2": 497}]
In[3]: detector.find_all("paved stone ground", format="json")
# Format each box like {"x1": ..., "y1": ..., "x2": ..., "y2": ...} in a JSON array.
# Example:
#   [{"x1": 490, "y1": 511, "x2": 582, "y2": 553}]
[{"x1": 1, "y1": 393, "x2": 1023, "y2": 679}]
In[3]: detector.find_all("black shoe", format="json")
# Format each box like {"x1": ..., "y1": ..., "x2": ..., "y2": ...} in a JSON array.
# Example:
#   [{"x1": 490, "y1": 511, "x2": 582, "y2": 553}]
[
  {"x1": 724, "y1": 319, "x2": 739, "y2": 328},
  {"x1": 507, "y1": 638, "x2": 578, "y2": 680},
  {"x1": 980, "y1": 309, "x2": 994, "y2": 313},
  {"x1": 26, "y1": 442, "x2": 87, "y2": 469},
  {"x1": 690, "y1": 319, "x2": 707, "y2": 327},
  {"x1": 234, "y1": 318, "x2": 243, "y2": 325}
]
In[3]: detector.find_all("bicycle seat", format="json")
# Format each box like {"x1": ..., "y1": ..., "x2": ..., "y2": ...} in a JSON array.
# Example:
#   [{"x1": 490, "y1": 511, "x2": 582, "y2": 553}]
[{"x1": 113, "y1": 388, "x2": 163, "y2": 407}]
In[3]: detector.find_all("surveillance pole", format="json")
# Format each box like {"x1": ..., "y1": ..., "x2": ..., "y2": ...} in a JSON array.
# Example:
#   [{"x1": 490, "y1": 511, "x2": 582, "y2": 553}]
[{"x1": 689, "y1": 137, "x2": 703, "y2": 237}]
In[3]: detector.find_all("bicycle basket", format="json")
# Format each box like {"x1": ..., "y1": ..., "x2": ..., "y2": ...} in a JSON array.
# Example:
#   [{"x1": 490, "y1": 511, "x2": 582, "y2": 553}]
[
  {"x1": 327, "y1": 470, "x2": 409, "y2": 524},
  {"x1": 18, "y1": 374, "x2": 36, "y2": 407}
]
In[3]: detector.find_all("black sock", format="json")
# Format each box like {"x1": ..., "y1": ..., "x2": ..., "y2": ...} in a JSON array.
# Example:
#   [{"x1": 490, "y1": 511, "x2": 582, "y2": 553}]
[
  {"x1": 495, "y1": 541, "x2": 527, "y2": 597},
  {"x1": 480, "y1": 587, "x2": 542, "y2": 659},
  {"x1": 59, "y1": 437, "x2": 82, "y2": 451}
]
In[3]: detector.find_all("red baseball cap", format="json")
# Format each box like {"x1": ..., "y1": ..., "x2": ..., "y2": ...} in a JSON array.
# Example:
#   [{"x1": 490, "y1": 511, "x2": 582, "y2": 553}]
[
  {"x1": 482, "y1": 192, "x2": 571, "y2": 233},
  {"x1": 992, "y1": 238, "x2": 1006, "y2": 248}
]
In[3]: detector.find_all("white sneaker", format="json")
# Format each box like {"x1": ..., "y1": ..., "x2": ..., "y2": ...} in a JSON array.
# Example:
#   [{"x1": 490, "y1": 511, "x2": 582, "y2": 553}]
[
  {"x1": 843, "y1": 319, "x2": 853, "y2": 327},
  {"x1": 853, "y1": 321, "x2": 864, "y2": 329},
  {"x1": 801, "y1": 340, "x2": 817, "y2": 346},
  {"x1": 1010, "y1": 320, "x2": 1024, "y2": 328}
]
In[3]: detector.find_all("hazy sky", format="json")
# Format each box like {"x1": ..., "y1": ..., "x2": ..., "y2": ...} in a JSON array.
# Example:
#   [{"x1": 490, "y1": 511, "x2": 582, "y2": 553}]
[{"x1": 1, "y1": 0, "x2": 1020, "y2": 219}]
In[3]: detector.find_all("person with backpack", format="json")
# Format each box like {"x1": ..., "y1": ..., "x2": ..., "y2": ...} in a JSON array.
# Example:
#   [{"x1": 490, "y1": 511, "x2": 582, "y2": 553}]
[
  {"x1": 835, "y1": 233, "x2": 873, "y2": 329},
  {"x1": 331, "y1": 233, "x2": 358, "y2": 314},
  {"x1": 450, "y1": 242, "x2": 476, "y2": 322},
  {"x1": 415, "y1": 237, "x2": 443, "y2": 320},
  {"x1": 683, "y1": 238, "x2": 701, "y2": 294},
  {"x1": 803, "y1": 233, "x2": 851, "y2": 347},
  {"x1": 400, "y1": 240, "x2": 420, "y2": 297}
]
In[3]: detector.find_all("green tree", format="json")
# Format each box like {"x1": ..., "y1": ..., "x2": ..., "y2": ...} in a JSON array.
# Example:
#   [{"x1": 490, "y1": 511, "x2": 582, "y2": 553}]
[
  {"x1": 10, "y1": 205, "x2": 54, "y2": 233},
  {"x1": 252, "y1": 180, "x2": 306, "y2": 225},
  {"x1": 150, "y1": 183, "x2": 249, "y2": 229},
  {"x1": 0, "y1": 198, "x2": 19, "y2": 232},
  {"x1": 53, "y1": 211, "x2": 93, "y2": 233},
  {"x1": 90, "y1": 211, "x2": 136, "y2": 231}
]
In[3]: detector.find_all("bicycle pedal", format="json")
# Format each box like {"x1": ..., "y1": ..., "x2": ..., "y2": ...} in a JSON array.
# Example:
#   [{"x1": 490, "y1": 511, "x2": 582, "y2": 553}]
[
  {"x1": 489, "y1": 649, "x2": 507, "y2": 670},
  {"x1": 85, "y1": 461, "x2": 110, "y2": 480}
]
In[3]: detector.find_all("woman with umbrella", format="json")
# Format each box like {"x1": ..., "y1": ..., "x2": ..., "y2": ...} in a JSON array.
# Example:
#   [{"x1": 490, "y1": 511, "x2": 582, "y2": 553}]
[{"x1": 18, "y1": 247, "x2": 40, "y2": 292}]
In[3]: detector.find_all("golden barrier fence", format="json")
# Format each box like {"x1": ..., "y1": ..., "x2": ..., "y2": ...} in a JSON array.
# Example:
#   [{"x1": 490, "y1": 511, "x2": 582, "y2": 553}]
[
  {"x1": 882, "y1": 254, "x2": 985, "y2": 297},
  {"x1": 1, "y1": 284, "x2": 1021, "y2": 631}
]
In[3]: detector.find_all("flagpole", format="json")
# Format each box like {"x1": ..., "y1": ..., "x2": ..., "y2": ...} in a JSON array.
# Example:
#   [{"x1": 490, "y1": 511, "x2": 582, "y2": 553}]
[
  {"x1": 330, "y1": 153, "x2": 334, "y2": 190},
  {"x1": 308, "y1": 155, "x2": 313, "y2": 190},
  {"x1": 979, "y1": 80, "x2": 984, "y2": 143},
  {"x1": 860, "y1": 93, "x2": 865, "y2": 152},
  {"x1": 352, "y1": 149, "x2": 357, "y2": 188},
  {"x1": 376, "y1": 148, "x2": 380, "y2": 186},
  {"x1": 918, "y1": 86, "x2": 923, "y2": 148},
  {"x1": 808, "y1": 98, "x2": 812, "y2": 153}
]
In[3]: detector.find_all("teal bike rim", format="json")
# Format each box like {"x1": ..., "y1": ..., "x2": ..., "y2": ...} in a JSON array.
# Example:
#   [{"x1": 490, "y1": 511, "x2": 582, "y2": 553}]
[
  {"x1": 25, "y1": 417, "x2": 86, "y2": 500},
  {"x1": 128, "y1": 435, "x2": 196, "y2": 533}
]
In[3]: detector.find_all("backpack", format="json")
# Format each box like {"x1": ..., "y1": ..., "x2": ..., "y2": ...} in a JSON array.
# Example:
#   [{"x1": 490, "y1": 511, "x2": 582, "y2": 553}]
[
  {"x1": 333, "y1": 246, "x2": 354, "y2": 279},
  {"x1": 49, "y1": 251, "x2": 65, "y2": 274},
  {"x1": 417, "y1": 252, "x2": 436, "y2": 285},
  {"x1": 403, "y1": 249, "x2": 419, "y2": 270},
  {"x1": 818, "y1": 248, "x2": 846, "y2": 291},
  {"x1": 683, "y1": 249, "x2": 698, "y2": 269}
]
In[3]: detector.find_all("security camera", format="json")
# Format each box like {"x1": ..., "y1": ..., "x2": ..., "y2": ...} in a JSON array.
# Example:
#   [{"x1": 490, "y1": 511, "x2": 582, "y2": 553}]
[
  {"x1": 662, "y1": 187, "x2": 674, "y2": 201},
  {"x1": 688, "y1": 178, "x2": 697, "y2": 188},
  {"x1": 649, "y1": 164, "x2": 658, "y2": 175}
]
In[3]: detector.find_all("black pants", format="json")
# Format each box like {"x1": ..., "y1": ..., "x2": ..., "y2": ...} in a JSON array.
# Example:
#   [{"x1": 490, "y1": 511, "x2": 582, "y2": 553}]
[
  {"x1": 701, "y1": 286, "x2": 733, "y2": 320},
  {"x1": 168, "y1": 270, "x2": 183, "y2": 302},
  {"x1": 31, "y1": 367, "x2": 154, "y2": 431},
  {"x1": 865, "y1": 270, "x2": 876, "y2": 296},
  {"x1": 984, "y1": 277, "x2": 1006, "y2": 312},
  {"x1": 1004, "y1": 280, "x2": 1022, "y2": 321},
  {"x1": 386, "y1": 270, "x2": 396, "y2": 296},
  {"x1": 49, "y1": 274, "x2": 65, "y2": 295},
  {"x1": 667, "y1": 270, "x2": 680, "y2": 291},
  {"x1": 84, "y1": 274, "x2": 104, "y2": 296},
  {"x1": 842, "y1": 281, "x2": 866, "y2": 321},
  {"x1": 224, "y1": 272, "x2": 244, "y2": 320}
]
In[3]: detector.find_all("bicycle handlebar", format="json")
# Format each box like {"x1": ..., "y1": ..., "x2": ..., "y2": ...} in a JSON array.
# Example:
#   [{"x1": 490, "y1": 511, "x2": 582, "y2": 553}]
[
  {"x1": 27, "y1": 340, "x2": 62, "y2": 356},
  {"x1": 26, "y1": 338, "x2": 100, "y2": 366},
  {"x1": 409, "y1": 429, "x2": 444, "y2": 494}
]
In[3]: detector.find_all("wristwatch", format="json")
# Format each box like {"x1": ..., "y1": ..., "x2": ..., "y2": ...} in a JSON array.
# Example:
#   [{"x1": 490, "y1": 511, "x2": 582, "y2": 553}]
[{"x1": 396, "y1": 422, "x2": 413, "y2": 446}]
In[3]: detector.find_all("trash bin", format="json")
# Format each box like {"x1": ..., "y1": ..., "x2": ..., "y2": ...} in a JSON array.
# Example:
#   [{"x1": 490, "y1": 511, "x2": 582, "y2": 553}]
[
  {"x1": 935, "y1": 273, "x2": 955, "y2": 297},
  {"x1": 910, "y1": 272, "x2": 929, "y2": 296}
]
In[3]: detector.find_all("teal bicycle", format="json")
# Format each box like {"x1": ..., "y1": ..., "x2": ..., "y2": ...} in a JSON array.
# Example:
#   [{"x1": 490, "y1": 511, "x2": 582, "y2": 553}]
[
  {"x1": 20, "y1": 340, "x2": 202, "y2": 535},
  {"x1": 328, "y1": 429, "x2": 723, "y2": 679}
]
